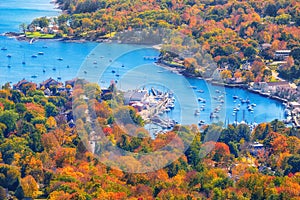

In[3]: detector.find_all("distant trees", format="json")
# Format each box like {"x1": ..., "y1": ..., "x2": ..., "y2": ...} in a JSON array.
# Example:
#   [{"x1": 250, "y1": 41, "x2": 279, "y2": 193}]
[
  {"x1": 19, "y1": 23, "x2": 27, "y2": 34},
  {"x1": 31, "y1": 17, "x2": 50, "y2": 28},
  {"x1": 264, "y1": 4, "x2": 278, "y2": 17}
]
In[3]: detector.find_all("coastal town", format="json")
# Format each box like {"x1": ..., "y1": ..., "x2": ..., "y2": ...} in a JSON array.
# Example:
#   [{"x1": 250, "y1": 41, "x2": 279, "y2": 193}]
[
  {"x1": 5, "y1": 11, "x2": 300, "y2": 130},
  {"x1": 0, "y1": 0, "x2": 300, "y2": 199},
  {"x1": 11, "y1": 74, "x2": 300, "y2": 132}
]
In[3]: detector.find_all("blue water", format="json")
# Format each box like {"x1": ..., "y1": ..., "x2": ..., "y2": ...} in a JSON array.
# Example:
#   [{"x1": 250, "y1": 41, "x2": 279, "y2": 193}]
[
  {"x1": 0, "y1": 0, "x2": 60, "y2": 34},
  {"x1": 0, "y1": 0, "x2": 285, "y2": 126}
]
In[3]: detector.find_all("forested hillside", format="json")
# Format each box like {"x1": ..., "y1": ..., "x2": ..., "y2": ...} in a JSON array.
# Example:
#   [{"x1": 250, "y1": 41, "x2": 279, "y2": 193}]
[
  {"x1": 0, "y1": 80, "x2": 299, "y2": 199},
  {"x1": 31, "y1": 0, "x2": 299, "y2": 84}
]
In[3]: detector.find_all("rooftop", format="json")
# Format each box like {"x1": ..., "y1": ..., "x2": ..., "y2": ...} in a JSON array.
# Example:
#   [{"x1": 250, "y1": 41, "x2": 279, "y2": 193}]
[{"x1": 267, "y1": 81, "x2": 289, "y2": 87}]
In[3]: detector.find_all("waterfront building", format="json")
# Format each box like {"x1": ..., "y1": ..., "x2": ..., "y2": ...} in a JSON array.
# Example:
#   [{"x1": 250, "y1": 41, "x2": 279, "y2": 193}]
[
  {"x1": 40, "y1": 77, "x2": 63, "y2": 89},
  {"x1": 274, "y1": 50, "x2": 291, "y2": 60},
  {"x1": 124, "y1": 90, "x2": 149, "y2": 105},
  {"x1": 266, "y1": 81, "x2": 290, "y2": 93}
]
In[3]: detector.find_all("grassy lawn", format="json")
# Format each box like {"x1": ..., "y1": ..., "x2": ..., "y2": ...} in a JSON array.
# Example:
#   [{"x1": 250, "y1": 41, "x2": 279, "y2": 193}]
[
  {"x1": 269, "y1": 76, "x2": 279, "y2": 82},
  {"x1": 103, "y1": 31, "x2": 116, "y2": 38},
  {"x1": 25, "y1": 31, "x2": 56, "y2": 39}
]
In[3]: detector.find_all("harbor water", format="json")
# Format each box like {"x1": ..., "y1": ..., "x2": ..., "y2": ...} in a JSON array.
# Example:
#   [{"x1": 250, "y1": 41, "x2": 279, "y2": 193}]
[{"x1": 0, "y1": 0, "x2": 285, "y2": 127}]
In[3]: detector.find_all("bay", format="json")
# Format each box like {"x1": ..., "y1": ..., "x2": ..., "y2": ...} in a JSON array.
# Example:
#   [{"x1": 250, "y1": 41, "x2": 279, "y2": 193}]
[{"x1": 0, "y1": 0, "x2": 285, "y2": 127}]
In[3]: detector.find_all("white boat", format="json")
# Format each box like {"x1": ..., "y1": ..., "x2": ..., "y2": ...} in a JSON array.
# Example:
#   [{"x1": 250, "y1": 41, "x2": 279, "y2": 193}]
[
  {"x1": 198, "y1": 98, "x2": 206, "y2": 103},
  {"x1": 248, "y1": 106, "x2": 254, "y2": 111},
  {"x1": 198, "y1": 120, "x2": 205, "y2": 125},
  {"x1": 57, "y1": 58, "x2": 63, "y2": 61},
  {"x1": 167, "y1": 103, "x2": 175, "y2": 109},
  {"x1": 29, "y1": 38, "x2": 35, "y2": 44},
  {"x1": 233, "y1": 107, "x2": 240, "y2": 111},
  {"x1": 38, "y1": 52, "x2": 44, "y2": 55}
]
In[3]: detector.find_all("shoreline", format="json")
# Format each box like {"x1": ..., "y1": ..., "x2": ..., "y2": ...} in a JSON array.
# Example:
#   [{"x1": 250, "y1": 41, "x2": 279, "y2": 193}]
[
  {"x1": 3, "y1": 32, "x2": 109, "y2": 43},
  {"x1": 2, "y1": 30, "x2": 291, "y2": 106},
  {"x1": 155, "y1": 60, "x2": 289, "y2": 105},
  {"x1": 2, "y1": 31, "x2": 291, "y2": 108}
]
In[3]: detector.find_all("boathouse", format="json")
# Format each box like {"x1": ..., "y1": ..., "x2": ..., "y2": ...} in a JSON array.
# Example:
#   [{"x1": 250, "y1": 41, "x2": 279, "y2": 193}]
[{"x1": 124, "y1": 90, "x2": 148, "y2": 105}]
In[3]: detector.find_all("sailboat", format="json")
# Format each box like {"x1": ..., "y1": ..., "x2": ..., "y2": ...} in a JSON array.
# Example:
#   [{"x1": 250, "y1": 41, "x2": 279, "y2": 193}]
[
  {"x1": 7, "y1": 55, "x2": 11, "y2": 68},
  {"x1": 22, "y1": 53, "x2": 26, "y2": 65}
]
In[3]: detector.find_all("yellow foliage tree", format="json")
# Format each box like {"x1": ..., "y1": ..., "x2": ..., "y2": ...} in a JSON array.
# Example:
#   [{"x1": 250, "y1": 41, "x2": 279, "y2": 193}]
[
  {"x1": 20, "y1": 175, "x2": 39, "y2": 198},
  {"x1": 46, "y1": 116, "x2": 57, "y2": 129}
]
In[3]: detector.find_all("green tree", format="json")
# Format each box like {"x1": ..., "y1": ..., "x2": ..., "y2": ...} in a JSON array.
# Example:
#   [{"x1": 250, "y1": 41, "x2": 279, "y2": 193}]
[
  {"x1": 244, "y1": 46, "x2": 257, "y2": 58},
  {"x1": 219, "y1": 125, "x2": 237, "y2": 144},
  {"x1": 264, "y1": 4, "x2": 278, "y2": 17},
  {"x1": 28, "y1": 132, "x2": 43, "y2": 152},
  {"x1": 236, "y1": 124, "x2": 251, "y2": 142},
  {"x1": 0, "y1": 110, "x2": 18, "y2": 137},
  {"x1": 19, "y1": 23, "x2": 27, "y2": 34},
  {"x1": 15, "y1": 103, "x2": 26, "y2": 116},
  {"x1": 0, "y1": 164, "x2": 21, "y2": 191},
  {"x1": 275, "y1": 14, "x2": 291, "y2": 25},
  {"x1": 283, "y1": 155, "x2": 300, "y2": 175},
  {"x1": 45, "y1": 102, "x2": 58, "y2": 117}
]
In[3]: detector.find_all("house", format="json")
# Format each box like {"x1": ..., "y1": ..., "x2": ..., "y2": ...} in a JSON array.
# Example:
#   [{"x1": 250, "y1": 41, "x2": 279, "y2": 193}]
[
  {"x1": 40, "y1": 78, "x2": 62, "y2": 89},
  {"x1": 65, "y1": 78, "x2": 87, "y2": 88},
  {"x1": 266, "y1": 81, "x2": 290, "y2": 93},
  {"x1": 252, "y1": 82, "x2": 268, "y2": 91},
  {"x1": 249, "y1": 142, "x2": 265, "y2": 156},
  {"x1": 274, "y1": 50, "x2": 291, "y2": 60},
  {"x1": 289, "y1": 101, "x2": 300, "y2": 109},
  {"x1": 13, "y1": 78, "x2": 30, "y2": 90},
  {"x1": 241, "y1": 62, "x2": 251, "y2": 70},
  {"x1": 261, "y1": 43, "x2": 272, "y2": 50},
  {"x1": 124, "y1": 90, "x2": 148, "y2": 105},
  {"x1": 44, "y1": 88, "x2": 51, "y2": 96}
]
